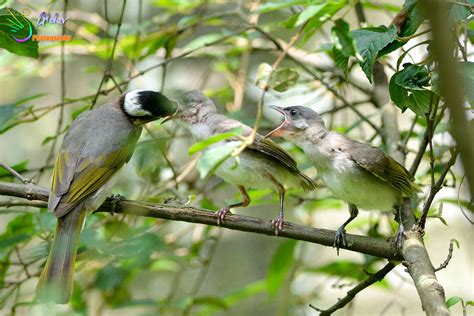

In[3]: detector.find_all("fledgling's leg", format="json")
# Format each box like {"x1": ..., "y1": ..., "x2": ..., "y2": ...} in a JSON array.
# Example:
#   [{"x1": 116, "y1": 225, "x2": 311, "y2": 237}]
[
  {"x1": 271, "y1": 188, "x2": 286, "y2": 236},
  {"x1": 217, "y1": 186, "x2": 250, "y2": 226},
  {"x1": 334, "y1": 203, "x2": 359, "y2": 255}
]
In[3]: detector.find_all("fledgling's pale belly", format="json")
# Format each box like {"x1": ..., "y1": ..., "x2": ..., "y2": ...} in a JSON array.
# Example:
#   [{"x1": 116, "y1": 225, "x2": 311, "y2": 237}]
[
  {"x1": 213, "y1": 148, "x2": 301, "y2": 190},
  {"x1": 318, "y1": 165, "x2": 400, "y2": 211}
]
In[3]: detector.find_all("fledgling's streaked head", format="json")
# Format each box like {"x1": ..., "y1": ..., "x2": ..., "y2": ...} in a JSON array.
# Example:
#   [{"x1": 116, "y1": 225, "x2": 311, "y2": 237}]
[
  {"x1": 266, "y1": 106, "x2": 325, "y2": 141},
  {"x1": 175, "y1": 90, "x2": 217, "y2": 124},
  {"x1": 122, "y1": 90, "x2": 177, "y2": 124}
]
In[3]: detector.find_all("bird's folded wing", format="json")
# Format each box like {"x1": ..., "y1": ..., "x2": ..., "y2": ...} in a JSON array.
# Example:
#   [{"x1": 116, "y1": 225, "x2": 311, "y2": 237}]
[
  {"x1": 49, "y1": 147, "x2": 134, "y2": 218},
  {"x1": 349, "y1": 143, "x2": 418, "y2": 196}
]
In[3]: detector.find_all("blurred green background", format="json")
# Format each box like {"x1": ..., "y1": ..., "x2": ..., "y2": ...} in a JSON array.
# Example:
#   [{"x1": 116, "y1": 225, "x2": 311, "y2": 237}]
[{"x1": 0, "y1": 0, "x2": 473, "y2": 315}]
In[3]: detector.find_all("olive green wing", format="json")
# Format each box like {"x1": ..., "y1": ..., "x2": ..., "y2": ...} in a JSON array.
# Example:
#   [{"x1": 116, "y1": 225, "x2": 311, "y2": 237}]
[
  {"x1": 49, "y1": 145, "x2": 136, "y2": 218},
  {"x1": 348, "y1": 141, "x2": 419, "y2": 196}
]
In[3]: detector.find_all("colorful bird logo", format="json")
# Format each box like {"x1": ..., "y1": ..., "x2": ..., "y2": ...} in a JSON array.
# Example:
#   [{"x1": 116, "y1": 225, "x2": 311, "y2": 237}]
[{"x1": 4, "y1": 7, "x2": 33, "y2": 42}]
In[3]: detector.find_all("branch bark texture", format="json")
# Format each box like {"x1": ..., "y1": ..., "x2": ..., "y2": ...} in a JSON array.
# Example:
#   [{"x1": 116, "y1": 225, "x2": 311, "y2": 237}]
[{"x1": 0, "y1": 181, "x2": 402, "y2": 260}]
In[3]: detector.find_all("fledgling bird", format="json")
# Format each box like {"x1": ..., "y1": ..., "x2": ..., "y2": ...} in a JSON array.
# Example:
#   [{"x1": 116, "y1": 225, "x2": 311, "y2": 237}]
[
  {"x1": 176, "y1": 91, "x2": 316, "y2": 234},
  {"x1": 266, "y1": 106, "x2": 419, "y2": 252},
  {"x1": 36, "y1": 90, "x2": 177, "y2": 303}
]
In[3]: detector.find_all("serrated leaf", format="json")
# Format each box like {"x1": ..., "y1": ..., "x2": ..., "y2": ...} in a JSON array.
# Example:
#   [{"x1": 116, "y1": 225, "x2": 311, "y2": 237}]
[
  {"x1": 332, "y1": 19, "x2": 355, "y2": 57},
  {"x1": 266, "y1": 240, "x2": 297, "y2": 296},
  {"x1": 446, "y1": 296, "x2": 463, "y2": 308},
  {"x1": 196, "y1": 141, "x2": 241, "y2": 179},
  {"x1": 188, "y1": 127, "x2": 242, "y2": 155},
  {"x1": 352, "y1": 25, "x2": 397, "y2": 83},
  {"x1": 332, "y1": 47, "x2": 349, "y2": 75},
  {"x1": 0, "y1": 7, "x2": 38, "y2": 58},
  {"x1": 389, "y1": 64, "x2": 435, "y2": 116}
]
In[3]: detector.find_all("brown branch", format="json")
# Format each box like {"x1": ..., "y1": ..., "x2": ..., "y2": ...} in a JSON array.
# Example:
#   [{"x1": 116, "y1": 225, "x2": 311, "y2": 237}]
[
  {"x1": 434, "y1": 239, "x2": 456, "y2": 272},
  {"x1": 0, "y1": 181, "x2": 402, "y2": 261},
  {"x1": 310, "y1": 262, "x2": 396, "y2": 315},
  {"x1": 418, "y1": 150, "x2": 459, "y2": 229},
  {"x1": 400, "y1": 200, "x2": 450, "y2": 316}
]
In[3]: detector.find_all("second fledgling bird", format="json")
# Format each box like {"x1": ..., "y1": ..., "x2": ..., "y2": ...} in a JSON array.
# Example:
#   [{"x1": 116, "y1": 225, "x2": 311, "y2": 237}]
[
  {"x1": 266, "y1": 106, "x2": 419, "y2": 252},
  {"x1": 177, "y1": 91, "x2": 316, "y2": 234}
]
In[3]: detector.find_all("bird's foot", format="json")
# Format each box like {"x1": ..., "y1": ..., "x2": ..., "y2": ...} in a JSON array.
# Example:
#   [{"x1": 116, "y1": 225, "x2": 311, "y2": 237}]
[
  {"x1": 334, "y1": 226, "x2": 348, "y2": 255},
  {"x1": 109, "y1": 194, "x2": 126, "y2": 214},
  {"x1": 394, "y1": 222, "x2": 405, "y2": 250},
  {"x1": 216, "y1": 206, "x2": 231, "y2": 226},
  {"x1": 271, "y1": 217, "x2": 284, "y2": 236}
]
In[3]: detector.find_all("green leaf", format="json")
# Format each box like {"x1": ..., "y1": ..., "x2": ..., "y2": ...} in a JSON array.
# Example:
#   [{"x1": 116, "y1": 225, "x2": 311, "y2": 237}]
[
  {"x1": 0, "y1": 104, "x2": 26, "y2": 133},
  {"x1": 451, "y1": 238, "x2": 460, "y2": 249},
  {"x1": 196, "y1": 141, "x2": 241, "y2": 179},
  {"x1": 188, "y1": 127, "x2": 242, "y2": 155},
  {"x1": 0, "y1": 234, "x2": 30, "y2": 251},
  {"x1": 300, "y1": 0, "x2": 348, "y2": 43},
  {"x1": 184, "y1": 33, "x2": 224, "y2": 51},
  {"x1": 266, "y1": 240, "x2": 297, "y2": 296},
  {"x1": 255, "y1": 0, "x2": 309, "y2": 14},
  {"x1": 188, "y1": 296, "x2": 228, "y2": 310},
  {"x1": 394, "y1": 64, "x2": 431, "y2": 90},
  {"x1": 0, "y1": 160, "x2": 28, "y2": 178},
  {"x1": 95, "y1": 265, "x2": 130, "y2": 291},
  {"x1": 256, "y1": 64, "x2": 300, "y2": 92},
  {"x1": 352, "y1": 25, "x2": 397, "y2": 83},
  {"x1": 332, "y1": 47, "x2": 349, "y2": 75},
  {"x1": 0, "y1": 7, "x2": 38, "y2": 58},
  {"x1": 332, "y1": 19, "x2": 355, "y2": 57},
  {"x1": 458, "y1": 62, "x2": 474, "y2": 107},
  {"x1": 446, "y1": 296, "x2": 463, "y2": 308},
  {"x1": 389, "y1": 64, "x2": 435, "y2": 116}
]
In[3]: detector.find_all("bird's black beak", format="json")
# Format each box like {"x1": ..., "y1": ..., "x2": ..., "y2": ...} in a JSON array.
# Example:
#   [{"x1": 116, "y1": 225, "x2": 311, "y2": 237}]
[{"x1": 265, "y1": 105, "x2": 289, "y2": 138}]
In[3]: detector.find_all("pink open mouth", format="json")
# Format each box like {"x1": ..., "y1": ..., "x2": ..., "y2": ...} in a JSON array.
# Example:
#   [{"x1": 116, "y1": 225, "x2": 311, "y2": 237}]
[{"x1": 265, "y1": 105, "x2": 289, "y2": 138}]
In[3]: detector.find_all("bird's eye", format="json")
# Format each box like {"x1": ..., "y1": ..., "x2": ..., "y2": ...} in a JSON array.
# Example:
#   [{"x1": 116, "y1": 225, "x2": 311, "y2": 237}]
[{"x1": 290, "y1": 109, "x2": 297, "y2": 116}]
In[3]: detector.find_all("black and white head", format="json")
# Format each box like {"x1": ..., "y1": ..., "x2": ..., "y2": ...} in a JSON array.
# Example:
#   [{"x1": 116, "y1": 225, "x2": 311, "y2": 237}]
[
  {"x1": 175, "y1": 90, "x2": 217, "y2": 124},
  {"x1": 266, "y1": 106, "x2": 326, "y2": 140},
  {"x1": 122, "y1": 90, "x2": 177, "y2": 124}
]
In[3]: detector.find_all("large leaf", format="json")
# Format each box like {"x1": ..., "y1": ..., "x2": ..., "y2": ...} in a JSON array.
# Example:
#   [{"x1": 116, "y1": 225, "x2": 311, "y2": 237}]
[
  {"x1": 389, "y1": 64, "x2": 434, "y2": 116},
  {"x1": 0, "y1": 7, "x2": 38, "y2": 58},
  {"x1": 352, "y1": 25, "x2": 397, "y2": 83},
  {"x1": 266, "y1": 239, "x2": 297, "y2": 296}
]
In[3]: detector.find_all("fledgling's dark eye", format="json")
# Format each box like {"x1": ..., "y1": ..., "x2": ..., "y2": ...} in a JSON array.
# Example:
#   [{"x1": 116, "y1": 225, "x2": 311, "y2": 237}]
[{"x1": 290, "y1": 109, "x2": 297, "y2": 116}]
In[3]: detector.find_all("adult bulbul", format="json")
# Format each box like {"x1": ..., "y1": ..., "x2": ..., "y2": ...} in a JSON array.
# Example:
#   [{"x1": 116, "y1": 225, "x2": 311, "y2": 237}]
[
  {"x1": 266, "y1": 106, "x2": 419, "y2": 252},
  {"x1": 36, "y1": 90, "x2": 176, "y2": 303},
  {"x1": 176, "y1": 91, "x2": 316, "y2": 234}
]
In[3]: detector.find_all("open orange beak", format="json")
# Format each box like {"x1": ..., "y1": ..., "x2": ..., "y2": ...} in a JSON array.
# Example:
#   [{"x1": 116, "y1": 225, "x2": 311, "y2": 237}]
[{"x1": 265, "y1": 105, "x2": 289, "y2": 138}]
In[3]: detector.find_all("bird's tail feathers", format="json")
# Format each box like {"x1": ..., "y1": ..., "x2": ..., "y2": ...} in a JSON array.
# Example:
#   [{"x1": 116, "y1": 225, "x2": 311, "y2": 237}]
[{"x1": 36, "y1": 204, "x2": 86, "y2": 304}]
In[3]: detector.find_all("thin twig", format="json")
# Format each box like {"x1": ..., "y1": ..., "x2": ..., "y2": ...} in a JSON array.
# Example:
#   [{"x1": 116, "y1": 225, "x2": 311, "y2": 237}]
[
  {"x1": 434, "y1": 239, "x2": 456, "y2": 272},
  {"x1": 418, "y1": 150, "x2": 459, "y2": 229},
  {"x1": 310, "y1": 262, "x2": 396, "y2": 315},
  {"x1": 0, "y1": 163, "x2": 33, "y2": 184}
]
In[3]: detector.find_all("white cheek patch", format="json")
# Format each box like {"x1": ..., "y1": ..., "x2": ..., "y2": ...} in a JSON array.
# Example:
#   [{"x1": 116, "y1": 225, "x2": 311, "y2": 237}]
[{"x1": 124, "y1": 90, "x2": 153, "y2": 117}]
